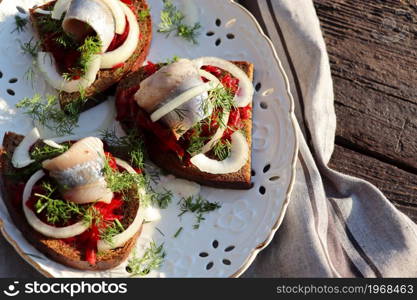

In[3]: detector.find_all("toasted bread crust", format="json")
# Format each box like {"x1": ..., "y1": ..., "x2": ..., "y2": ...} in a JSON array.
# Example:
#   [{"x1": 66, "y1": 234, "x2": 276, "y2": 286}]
[
  {"x1": 0, "y1": 132, "x2": 141, "y2": 271},
  {"x1": 29, "y1": 0, "x2": 152, "y2": 112},
  {"x1": 117, "y1": 61, "x2": 254, "y2": 189}
]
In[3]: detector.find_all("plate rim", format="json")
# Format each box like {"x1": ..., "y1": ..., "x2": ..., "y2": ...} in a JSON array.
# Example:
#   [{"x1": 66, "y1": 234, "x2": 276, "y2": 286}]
[{"x1": 0, "y1": 0, "x2": 299, "y2": 278}]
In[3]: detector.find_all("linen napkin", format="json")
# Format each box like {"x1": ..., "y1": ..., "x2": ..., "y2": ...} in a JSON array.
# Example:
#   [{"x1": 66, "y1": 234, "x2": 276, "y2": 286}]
[
  {"x1": 1, "y1": 0, "x2": 417, "y2": 278},
  {"x1": 240, "y1": 0, "x2": 417, "y2": 277}
]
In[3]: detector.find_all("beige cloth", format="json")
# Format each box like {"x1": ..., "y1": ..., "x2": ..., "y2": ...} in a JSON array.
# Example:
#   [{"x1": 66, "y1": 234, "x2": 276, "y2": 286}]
[
  {"x1": 1, "y1": 0, "x2": 417, "y2": 278},
  {"x1": 241, "y1": 0, "x2": 417, "y2": 277}
]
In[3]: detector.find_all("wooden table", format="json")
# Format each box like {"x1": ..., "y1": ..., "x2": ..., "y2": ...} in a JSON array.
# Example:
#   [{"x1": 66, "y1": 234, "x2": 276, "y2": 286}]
[{"x1": 313, "y1": 0, "x2": 417, "y2": 223}]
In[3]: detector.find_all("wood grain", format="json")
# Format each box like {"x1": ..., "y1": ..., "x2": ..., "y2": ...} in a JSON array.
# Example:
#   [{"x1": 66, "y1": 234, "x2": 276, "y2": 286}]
[{"x1": 313, "y1": 0, "x2": 417, "y2": 222}]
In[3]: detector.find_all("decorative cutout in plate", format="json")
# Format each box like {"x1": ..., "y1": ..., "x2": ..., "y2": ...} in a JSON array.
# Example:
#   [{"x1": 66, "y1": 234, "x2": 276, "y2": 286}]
[{"x1": 0, "y1": 0, "x2": 298, "y2": 278}]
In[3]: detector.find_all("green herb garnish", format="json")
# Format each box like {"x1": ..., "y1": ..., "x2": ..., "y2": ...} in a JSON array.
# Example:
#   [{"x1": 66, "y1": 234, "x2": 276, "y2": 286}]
[
  {"x1": 158, "y1": 0, "x2": 201, "y2": 44},
  {"x1": 126, "y1": 241, "x2": 166, "y2": 277},
  {"x1": 173, "y1": 226, "x2": 183, "y2": 238},
  {"x1": 31, "y1": 144, "x2": 69, "y2": 162},
  {"x1": 34, "y1": 182, "x2": 85, "y2": 225},
  {"x1": 12, "y1": 15, "x2": 28, "y2": 33},
  {"x1": 204, "y1": 86, "x2": 236, "y2": 128},
  {"x1": 20, "y1": 38, "x2": 40, "y2": 58},
  {"x1": 186, "y1": 123, "x2": 208, "y2": 156},
  {"x1": 100, "y1": 219, "x2": 125, "y2": 247},
  {"x1": 178, "y1": 195, "x2": 221, "y2": 229},
  {"x1": 212, "y1": 139, "x2": 232, "y2": 161},
  {"x1": 62, "y1": 36, "x2": 102, "y2": 80},
  {"x1": 101, "y1": 129, "x2": 145, "y2": 170},
  {"x1": 138, "y1": 8, "x2": 151, "y2": 21},
  {"x1": 152, "y1": 188, "x2": 173, "y2": 209},
  {"x1": 16, "y1": 94, "x2": 83, "y2": 136}
]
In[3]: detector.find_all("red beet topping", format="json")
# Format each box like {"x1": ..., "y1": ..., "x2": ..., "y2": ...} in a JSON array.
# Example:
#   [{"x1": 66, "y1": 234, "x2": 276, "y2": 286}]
[
  {"x1": 107, "y1": 17, "x2": 130, "y2": 52},
  {"x1": 115, "y1": 63, "x2": 250, "y2": 160},
  {"x1": 22, "y1": 151, "x2": 126, "y2": 265}
]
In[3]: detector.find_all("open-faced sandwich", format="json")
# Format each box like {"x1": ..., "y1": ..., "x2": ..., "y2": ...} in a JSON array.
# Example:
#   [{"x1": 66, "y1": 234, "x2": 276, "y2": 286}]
[
  {"x1": 29, "y1": 0, "x2": 152, "y2": 111},
  {"x1": 116, "y1": 57, "x2": 254, "y2": 189},
  {"x1": 0, "y1": 130, "x2": 147, "y2": 270}
]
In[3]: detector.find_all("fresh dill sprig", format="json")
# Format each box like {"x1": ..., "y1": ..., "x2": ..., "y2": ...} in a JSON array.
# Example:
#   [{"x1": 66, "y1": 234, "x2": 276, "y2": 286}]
[
  {"x1": 151, "y1": 188, "x2": 173, "y2": 209},
  {"x1": 100, "y1": 128, "x2": 145, "y2": 170},
  {"x1": 204, "y1": 85, "x2": 236, "y2": 128},
  {"x1": 103, "y1": 158, "x2": 146, "y2": 194},
  {"x1": 138, "y1": 8, "x2": 151, "y2": 21},
  {"x1": 158, "y1": 0, "x2": 201, "y2": 44},
  {"x1": 12, "y1": 15, "x2": 28, "y2": 33},
  {"x1": 126, "y1": 241, "x2": 165, "y2": 277},
  {"x1": 165, "y1": 55, "x2": 180, "y2": 65},
  {"x1": 20, "y1": 38, "x2": 40, "y2": 58},
  {"x1": 38, "y1": 14, "x2": 62, "y2": 34},
  {"x1": 186, "y1": 123, "x2": 208, "y2": 156},
  {"x1": 34, "y1": 181, "x2": 84, "y2": 225},
  {"x1": 54, "y1": 33, "x2": 77, "y2": 49},
  {"x1": 78, "y1": 36, "x2": 102, "y2": 74},
  {"x1": 16, "y1": 94, "x2": 81, "y2": 136},
  {"x1": 100, "y1": 219, "x2": 124, "y2": 247},
  {"x1": 20, "y1": 38, "x2": 41, "y2": 84},
  {"x1": 212, "y1": 139, "x2": 232, "y2": 161},
  {"x1": 173, "y1": 226, "x2": 183, "y2": 238},
  {"x1": 30, "y1": 144, "x2": 69, "y2": 162},
  {"x1": 178, "y1": 195, "x2": 221, "y2": 229}
]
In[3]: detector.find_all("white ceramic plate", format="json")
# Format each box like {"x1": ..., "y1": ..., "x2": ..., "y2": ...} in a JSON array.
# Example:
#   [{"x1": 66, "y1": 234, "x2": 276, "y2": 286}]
[{"x1": 0, "y1": 0, "x2": 298, "y2": 277}]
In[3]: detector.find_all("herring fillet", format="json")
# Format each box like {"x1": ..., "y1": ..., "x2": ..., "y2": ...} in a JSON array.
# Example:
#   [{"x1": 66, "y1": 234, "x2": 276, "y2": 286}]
[
  {"x1": 42, "y1": 137, "x2": 113, "y2": 204},
  {"x1": 62, "y1": 0, "x2": 115, "y2": 52},
  {"x1": 134, "y1": 59, "x2": 211, "y2": 139}
]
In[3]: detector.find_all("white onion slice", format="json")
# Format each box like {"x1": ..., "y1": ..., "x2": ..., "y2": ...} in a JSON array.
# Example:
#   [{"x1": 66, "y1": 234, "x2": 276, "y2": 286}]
[
  {"x1": 12, "y1": 128, "x2": 40, "y2": 169},
  {"x1": 193, "y1": 57, "x2": 254, "y2": 107},
  {"x1": 34, "y1": 8, "x2": 52, "y2": 15},
  {"x1": 37, "y1": 52, "x2": 101, "y2": 93},
  {"x1": 100, "y1": 2, "x2": 140, "y2": 69},
  {"x1": 98, "y1": 0, "x2": 126, "y2": 34},
  {"x1": 51, "y1": 0, "x2": 71, "y2": 20},
  {"x1": 150, "y1": 81, "x2": 216, "y2": 122},
  {"x1": 200, "y1": 110, "x2": 230, "y2": 154},
  {"x1": 190, "y1": 131, "x2": 249, "y2": 174},
  {"x1": 22, "y1": 170, "x2": 89, "y2": 239},
  {"x1": 97, "y1": 158, "x2": 145, "y2": 251},
  {"x1": 42, "y1": 139, "x2": 65, "y2": 149}
]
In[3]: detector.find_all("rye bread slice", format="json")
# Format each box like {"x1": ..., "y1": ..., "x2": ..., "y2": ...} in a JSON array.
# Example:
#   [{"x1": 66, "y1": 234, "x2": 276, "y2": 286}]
[
  {"x1": 29, "y1": 0, "x2": 152, "y2": 112},
  {"x1": 0, "y1": 132, "x2": 142, "y2": 271},
  {"x1": 116, "y1": 61, "x2": 254, "y2": 189}
]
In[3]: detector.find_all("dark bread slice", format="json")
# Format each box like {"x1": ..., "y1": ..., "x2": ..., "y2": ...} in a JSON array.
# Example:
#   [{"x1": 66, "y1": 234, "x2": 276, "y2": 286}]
[
  {"x1": 0, "y1": 132, "x2": 142, "y2": 271},
  {"x1": 29, "y1": 0, "x2": 152, "y2": 112},
  {"x1": 117, "y1": 62, "x2": 254, "y2": 189}
]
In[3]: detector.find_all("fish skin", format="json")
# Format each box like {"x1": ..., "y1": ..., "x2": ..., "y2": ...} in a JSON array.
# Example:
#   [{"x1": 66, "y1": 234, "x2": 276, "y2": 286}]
[
  {"x1": 42, "y1": 137, "x2": 113, "y2": 204},
  {"x1": 62, "y1": 0, "x2": 115, "y2": 52},
  {"x1": 134, "y1": 59, "x2": 211, "y2": 138}
]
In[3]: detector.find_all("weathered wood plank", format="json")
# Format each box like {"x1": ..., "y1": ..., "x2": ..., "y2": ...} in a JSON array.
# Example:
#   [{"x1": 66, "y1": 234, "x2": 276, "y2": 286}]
[
  {"x1": 329, "y1": 145, "x2": 417, "y2": 223},
  {"x1": 313, "y1": 0, "x2": 417, "y2": 171}
]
